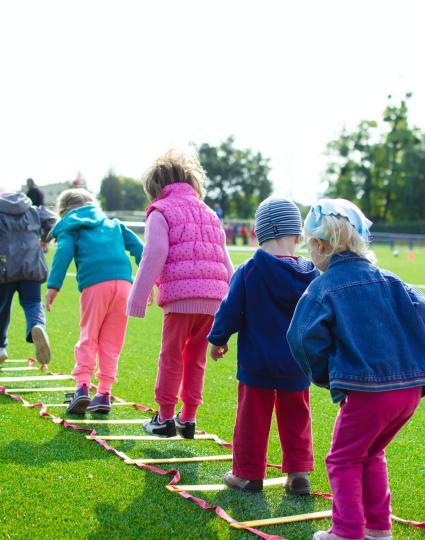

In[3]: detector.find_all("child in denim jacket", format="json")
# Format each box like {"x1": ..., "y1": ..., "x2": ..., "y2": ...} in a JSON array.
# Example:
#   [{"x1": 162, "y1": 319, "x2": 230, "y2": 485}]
[{"x1": 287, "y1": 199, "x2": 425, "y2": 540}]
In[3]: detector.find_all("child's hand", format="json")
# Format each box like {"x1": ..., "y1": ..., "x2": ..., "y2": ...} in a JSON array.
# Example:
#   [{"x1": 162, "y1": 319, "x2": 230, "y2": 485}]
[
  {"x1": 210, "y1": 344, "x2": 228, "y2": 360},
  {"x1": 46, "y1": 289, "x2": 59, "y2": 312}
]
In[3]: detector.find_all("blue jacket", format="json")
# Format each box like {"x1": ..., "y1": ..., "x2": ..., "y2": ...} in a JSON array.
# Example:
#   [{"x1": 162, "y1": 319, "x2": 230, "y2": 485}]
[
  {"x1": 47, "y1": 205, "x2": 143, "y2": 292},
  {"x1": 208, "y1": 250, "x2": 319, "y2": 390},
  {"x1": 287, "y1": 251, "x2": 425, "y2": 403}
]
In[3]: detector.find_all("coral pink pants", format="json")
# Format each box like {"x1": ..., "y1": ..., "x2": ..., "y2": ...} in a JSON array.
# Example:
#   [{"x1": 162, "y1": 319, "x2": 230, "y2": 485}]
[
  {"x1": 73, "y1": 280, "x2": 131, "y2": 394},
  {"x1": 327, "y1": 388, "x2": 421, "y2": 540},
  {"x1": 232, "y1": 383, "x2": 314, "y2": 480},
  {"x1": 155, "y1": 313, "x2": 214, "y2": 421}
]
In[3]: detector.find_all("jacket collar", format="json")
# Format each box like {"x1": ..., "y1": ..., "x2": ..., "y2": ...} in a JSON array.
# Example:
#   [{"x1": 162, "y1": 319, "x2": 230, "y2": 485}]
[
  {"x1": 161, "y1": 183, "x2": 197, "y2": 199},
  {"x1": 328, "y1": 250, "x2": 370, "y2": 269}
]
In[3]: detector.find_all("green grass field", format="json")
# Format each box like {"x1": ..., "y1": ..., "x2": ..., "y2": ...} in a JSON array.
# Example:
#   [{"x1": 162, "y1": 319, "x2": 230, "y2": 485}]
[{"x1": 1, "y1": 246, "x2": 424, "y2": 540}]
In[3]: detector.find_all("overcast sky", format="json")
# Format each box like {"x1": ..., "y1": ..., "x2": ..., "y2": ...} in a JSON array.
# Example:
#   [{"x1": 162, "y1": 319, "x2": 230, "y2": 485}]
[{"x1": 1, "y1": 0, "x2": 424, "y2": 204}]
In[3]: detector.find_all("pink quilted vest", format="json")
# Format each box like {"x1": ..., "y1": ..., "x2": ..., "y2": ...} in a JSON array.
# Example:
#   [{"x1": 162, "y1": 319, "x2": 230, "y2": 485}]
[{"x1": 146, "y1": 183, "x2": 229, "y2": 306}]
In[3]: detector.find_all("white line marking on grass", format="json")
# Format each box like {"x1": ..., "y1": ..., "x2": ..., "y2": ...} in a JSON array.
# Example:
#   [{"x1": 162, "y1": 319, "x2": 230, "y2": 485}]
[
  {"x1": 68, "y1": 419, "x2": 148, "y2": 425},
  {"x1": 0, "y1": 366, "x2": 39, "y2": 372},
  {"x1": 0, "y1": 374, "x2": 73, "y2": 383},
  {"x1": 6, "y1": 387, "x2": 75, "y2": 393},
  {"x1": 125, "y1": 454, "x2": 233, "y2": 465}
]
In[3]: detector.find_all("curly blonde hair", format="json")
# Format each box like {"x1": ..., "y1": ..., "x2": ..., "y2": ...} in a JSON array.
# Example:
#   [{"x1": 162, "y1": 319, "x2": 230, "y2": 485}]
[
  {"x1": 56, "y1": 188, "x2": 98, "y2": 218},
  {"x1": 306, "y1": 215, "x2": 376, "y2": 264},
  {"x1": 143, "y1": 150, "x2": 206, "y2": 201}
]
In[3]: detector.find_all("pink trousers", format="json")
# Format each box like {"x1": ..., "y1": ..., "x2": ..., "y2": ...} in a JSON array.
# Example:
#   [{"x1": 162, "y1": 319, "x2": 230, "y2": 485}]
[
  {"x1": 73, "y1": 280, "x2": 131, "y2": 394},
  {"x1": 327, "y1": 388, "x2": 421, "y2": 539},
  {"x1": 155, "y1": 313, "x2": 214, "y2": 421},
  {"x1": 232, "y1": 383, "x2": 314, "y2": 480}
]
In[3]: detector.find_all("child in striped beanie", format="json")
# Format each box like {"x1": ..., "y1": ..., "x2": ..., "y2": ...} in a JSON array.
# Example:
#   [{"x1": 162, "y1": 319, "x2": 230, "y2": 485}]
[{"x1": 208, "y1": 197, "x2": 319, "y2": 494}]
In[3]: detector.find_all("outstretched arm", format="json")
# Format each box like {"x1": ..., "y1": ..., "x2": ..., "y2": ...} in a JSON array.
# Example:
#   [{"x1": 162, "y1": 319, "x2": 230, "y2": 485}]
[
  {"x1": 208, "y1": 266, "x2": 245, "y2": 348},
  {"x1": 127, "y1": 211, "x2": 169, "y2": 318},
  {"x1": 120, "y1": 223, "x2": 144, "y2": 265},
  {"x1": 46, "y1": 231, "x2": 76, "y2": 291},
  {"x1": 37, "y1": 206, "x2": 56, "y2": 242},
  {"x1": 287, "y1": 293, "x2": 333, "y2": 388}
]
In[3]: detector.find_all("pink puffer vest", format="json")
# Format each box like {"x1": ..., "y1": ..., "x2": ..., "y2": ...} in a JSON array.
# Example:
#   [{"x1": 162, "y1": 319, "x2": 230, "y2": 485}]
[{"x1": 146, "y1": 183, "x2": 229, "y2": 306}]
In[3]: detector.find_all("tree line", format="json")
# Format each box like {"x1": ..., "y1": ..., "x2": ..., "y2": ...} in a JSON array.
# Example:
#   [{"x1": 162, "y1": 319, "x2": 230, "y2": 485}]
[
  {"x1": 99, "y1": 96, "x2": 425, "y2": 227},
  {"x1": 325, "y1": 93, "x2": 425, "y2": 225},
  {"x1": 99, "y1": 137, "x2": 273, "y2": 218}
]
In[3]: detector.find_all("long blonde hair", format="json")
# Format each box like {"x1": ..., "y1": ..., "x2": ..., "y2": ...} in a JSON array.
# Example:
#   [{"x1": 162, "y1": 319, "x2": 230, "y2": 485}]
[
  {"x1": 306, "y1": 215, "x2": 376, "y2": 264},
  {"x1": 56, "y1": 188, "x2": 98, "y2": 218},
  {"x1": 143, "y1": 150, "x2": 206, "y2": 201}
]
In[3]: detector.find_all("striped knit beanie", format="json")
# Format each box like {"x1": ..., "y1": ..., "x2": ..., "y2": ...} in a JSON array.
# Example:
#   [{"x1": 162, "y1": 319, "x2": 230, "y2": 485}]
[{"x1": 255, "y1": 197, "x2": 302, "y2": 245}]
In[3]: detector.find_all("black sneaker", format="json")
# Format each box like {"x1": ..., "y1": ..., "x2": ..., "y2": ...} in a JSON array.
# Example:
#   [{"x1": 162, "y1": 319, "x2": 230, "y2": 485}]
[
  {"x1": 143, "y1": 413, "x2": 176, "y2": 437},
  {"x1": 223, "y1": 471, "x2": 263, "y2": 492},
  {"x1": 87, "y1": 393, "x2": 111, "y2": 414},
  {"x1": 174, "y1": 412, "x2": 196, "y2": 439},
  {"x1": 65, "y1": 385, "x2": 91, "y2": 415}
]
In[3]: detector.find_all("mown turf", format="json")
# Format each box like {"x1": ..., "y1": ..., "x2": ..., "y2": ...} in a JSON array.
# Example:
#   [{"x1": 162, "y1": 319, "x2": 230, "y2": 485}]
[{"x1": 0, "y1": 246, "x2": 424, "y2": 539}]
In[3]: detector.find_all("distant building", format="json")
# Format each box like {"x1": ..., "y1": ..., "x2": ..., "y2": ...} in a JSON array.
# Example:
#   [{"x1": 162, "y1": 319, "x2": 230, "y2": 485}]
[
  {"x1": 21, "y1": 173, "x2": 88, "y2": 206},
  {"x1": 38, "y1": 182, "x2": 72, "y2": 206}
]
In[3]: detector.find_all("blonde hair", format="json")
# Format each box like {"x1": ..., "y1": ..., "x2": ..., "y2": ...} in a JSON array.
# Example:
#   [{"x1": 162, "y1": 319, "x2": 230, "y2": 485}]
[
  {"x1": 306, "y1": 215, "x2": 376, "y2": 264},
  {"x1": 143, "y1": 150, "x2": 206, "y2": 200},
  {"x1": 56, "y1": 188, "x2": 98, "y2": 218}
]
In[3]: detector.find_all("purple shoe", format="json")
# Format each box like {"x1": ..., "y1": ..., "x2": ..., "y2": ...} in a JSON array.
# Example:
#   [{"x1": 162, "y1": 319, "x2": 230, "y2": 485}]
[
  {"x1": 65, "y1": 385, "x2": 90, "y2": 415},
  {"x1": 87, "y1": 393, "x2": 111, "y2": 414}
]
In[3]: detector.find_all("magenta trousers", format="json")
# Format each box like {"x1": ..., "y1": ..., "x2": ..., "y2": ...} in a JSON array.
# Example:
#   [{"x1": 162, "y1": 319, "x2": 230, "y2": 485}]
[
  {"x1": 327, "y1": 388, "x2": 421, "y2": 540},
  {"x1": 232, "y1": 383, "x2": 314, "y2": 480},
  {"x1": 155, "y1": 313, "x2": 214, "y2": 420},
  {"x1": 73, "y1": 280, "x2": 131, "y2": 394}
]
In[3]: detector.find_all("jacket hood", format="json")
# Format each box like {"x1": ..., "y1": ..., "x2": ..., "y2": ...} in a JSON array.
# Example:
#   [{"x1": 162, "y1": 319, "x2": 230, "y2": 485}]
[
  {"x1": 0, "y1": 192, "x2": 32, "y2": 215},
  {"x1": 51, "y1": 205, "x2": 106, "y2": 237},
  {"x1": 253, "y1": 249, "x2": 319, "y2": 303}
]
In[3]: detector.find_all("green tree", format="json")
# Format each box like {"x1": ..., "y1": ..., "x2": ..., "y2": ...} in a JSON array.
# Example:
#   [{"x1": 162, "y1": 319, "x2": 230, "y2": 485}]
[
  {"x1": 118, "y1": 176, "x2": 147, "y2": 211},
  {"x1": 198, "y1": 136, "x2": 273, "y2": 218},
  {"x1": 324, "y1": 94, "x2": 425, "y2": 223},
  {"x1": 99, "y1": 170, "x2": 122, "y2": 211}
]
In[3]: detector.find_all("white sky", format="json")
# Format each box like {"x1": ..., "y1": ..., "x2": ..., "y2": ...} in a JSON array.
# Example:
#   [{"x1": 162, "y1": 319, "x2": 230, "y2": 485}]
[{"x1": 1, "y1": 0, "x2": 424, "y2": 204}]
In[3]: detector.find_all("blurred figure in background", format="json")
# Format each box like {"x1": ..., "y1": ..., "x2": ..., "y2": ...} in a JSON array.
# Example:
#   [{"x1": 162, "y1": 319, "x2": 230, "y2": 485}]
[{"x1": 26, "y1": 178, "x2": 45, "y2": 207}]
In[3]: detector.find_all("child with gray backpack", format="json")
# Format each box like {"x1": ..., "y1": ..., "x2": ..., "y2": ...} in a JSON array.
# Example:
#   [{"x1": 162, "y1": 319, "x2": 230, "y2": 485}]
[{"x1": 0, "y1": 188, "x2": 55, "y2": 364}]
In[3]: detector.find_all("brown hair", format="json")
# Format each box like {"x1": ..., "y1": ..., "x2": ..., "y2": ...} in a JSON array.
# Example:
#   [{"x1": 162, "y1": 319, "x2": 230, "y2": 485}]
[
  {"x1": 143, "y1": 150, "x2": 206, "y2": 200},
  {"x1": 56, "y1": 188, "x2": 98, "y2": 218}
]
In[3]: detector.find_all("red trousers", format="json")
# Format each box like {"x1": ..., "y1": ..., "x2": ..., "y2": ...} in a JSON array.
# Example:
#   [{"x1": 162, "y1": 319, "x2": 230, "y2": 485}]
[
  {"x1": 155, "y1": 313, "x2": 214, "y2": 420},
  {"x1": 232, "y1": 383, "x2": 314, "y2": 480}
]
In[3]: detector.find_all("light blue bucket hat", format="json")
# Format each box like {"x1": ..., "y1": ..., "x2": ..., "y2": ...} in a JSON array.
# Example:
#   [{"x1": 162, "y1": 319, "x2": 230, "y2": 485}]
[{"x1": 304, "y1": 198, "x2": 373, "y2": 242}]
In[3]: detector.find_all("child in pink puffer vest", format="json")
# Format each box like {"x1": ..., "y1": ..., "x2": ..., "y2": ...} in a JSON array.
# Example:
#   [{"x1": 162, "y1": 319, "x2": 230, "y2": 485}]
[{"x1": 127, "y1": 151, "x2": 233, "y2": 438}]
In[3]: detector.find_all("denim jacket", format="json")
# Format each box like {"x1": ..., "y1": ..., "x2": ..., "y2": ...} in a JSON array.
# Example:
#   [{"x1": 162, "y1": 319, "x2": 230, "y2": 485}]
[{"x1": 287, "y1": 251, "x2": 425, "y2": 403}]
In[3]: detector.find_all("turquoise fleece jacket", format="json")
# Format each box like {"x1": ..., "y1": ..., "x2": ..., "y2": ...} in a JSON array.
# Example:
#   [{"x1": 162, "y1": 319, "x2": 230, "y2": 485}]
[{"x1": 47, "y1": 205, "x2": 143, "y2": 292}]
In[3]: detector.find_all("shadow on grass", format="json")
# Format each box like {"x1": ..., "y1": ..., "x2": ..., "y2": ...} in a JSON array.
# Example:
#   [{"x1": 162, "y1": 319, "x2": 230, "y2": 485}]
[
  {"x1": 86, "y1": 459, "x2": 234, "y2": 540},
  {"x1": 0, "y1": 429, "x2": 110, "y2": 465}
]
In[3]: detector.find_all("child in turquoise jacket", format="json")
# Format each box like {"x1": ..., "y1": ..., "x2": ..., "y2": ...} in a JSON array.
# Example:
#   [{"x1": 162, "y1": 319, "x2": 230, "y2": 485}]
[{"x1": 46, "y1": 188, "x2": 143, "y2": 414}]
